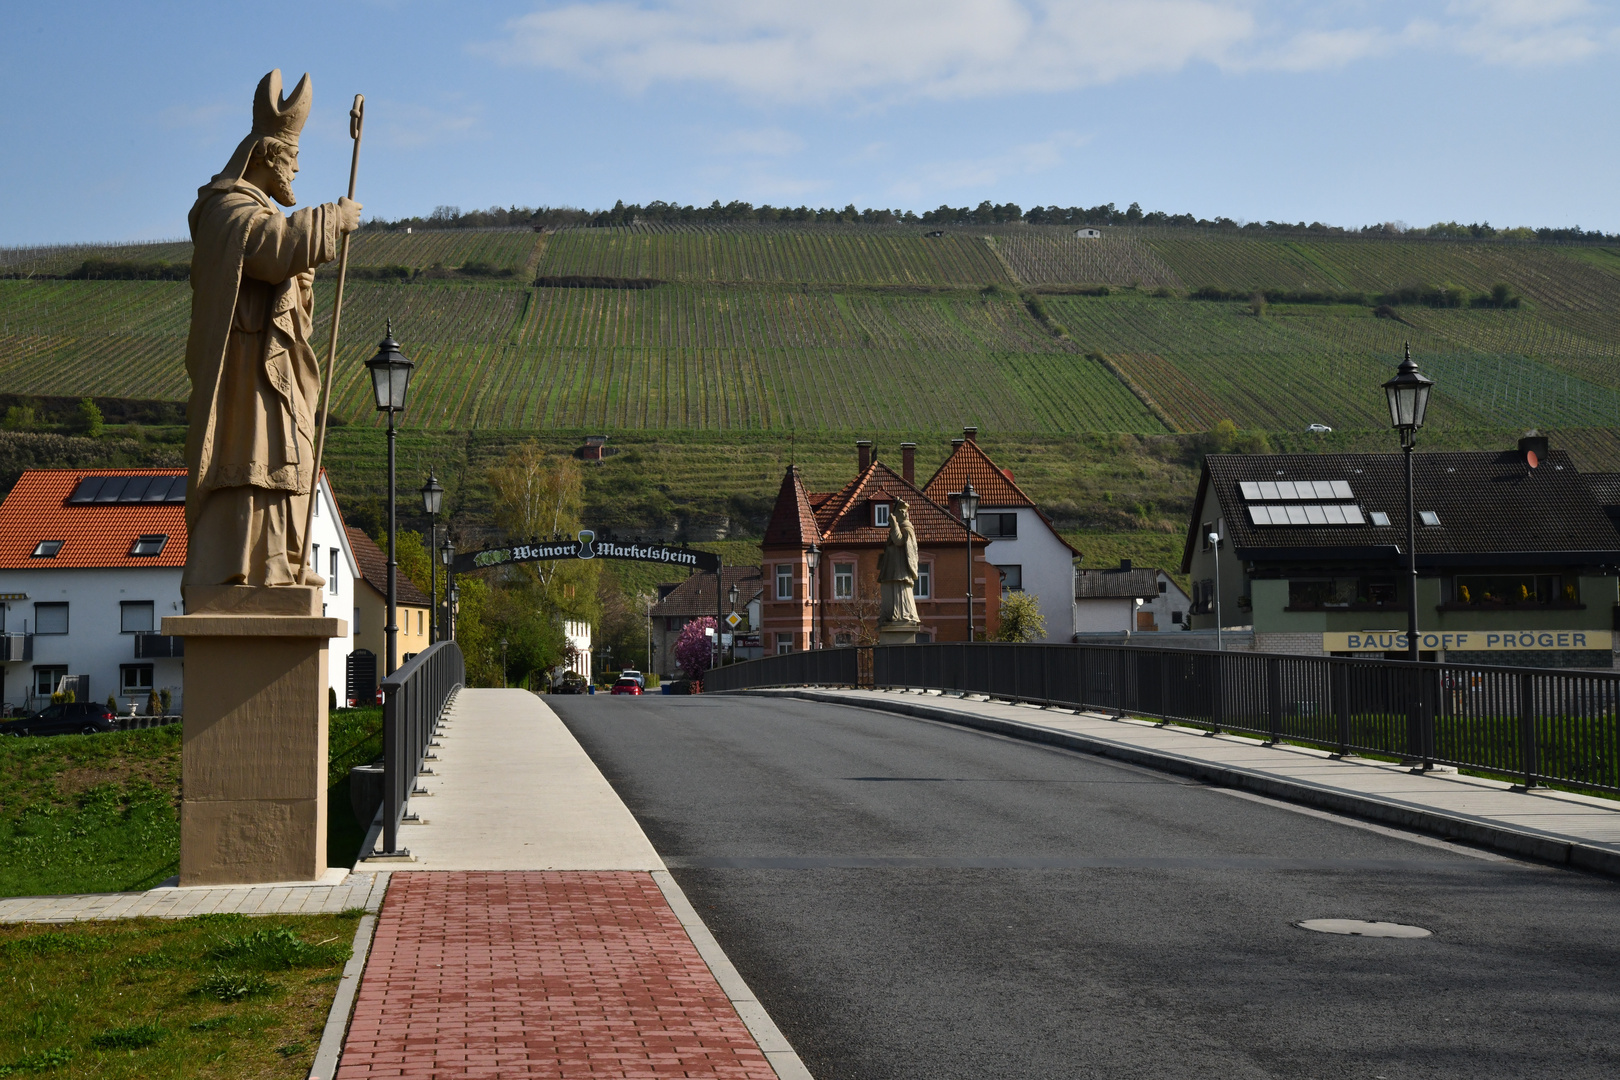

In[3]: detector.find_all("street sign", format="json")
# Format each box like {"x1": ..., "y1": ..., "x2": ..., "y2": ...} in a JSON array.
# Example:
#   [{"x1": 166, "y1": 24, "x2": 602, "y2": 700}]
[{"x1": 725, "y1": 612, "x2": 742, "y2": 628}]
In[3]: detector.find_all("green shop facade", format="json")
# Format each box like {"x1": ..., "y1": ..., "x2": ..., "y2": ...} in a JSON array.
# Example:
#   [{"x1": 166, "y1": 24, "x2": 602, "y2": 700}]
[{"x1": 1181, "y1": 438, "x2": 1620, "y2": 668}]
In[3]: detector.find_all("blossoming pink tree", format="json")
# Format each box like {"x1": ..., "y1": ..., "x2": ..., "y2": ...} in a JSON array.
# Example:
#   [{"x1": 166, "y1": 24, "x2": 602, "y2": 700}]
[{"x1": 674, "y1": 616, "x2": 718, "y2": 681}]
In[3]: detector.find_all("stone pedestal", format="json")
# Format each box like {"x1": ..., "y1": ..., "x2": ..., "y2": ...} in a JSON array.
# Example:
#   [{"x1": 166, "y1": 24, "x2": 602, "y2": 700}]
[
  {"x1": 878, "y1": 620, "x2": 921, "y2": 645},
  {"x1": 162, "y1": 586, "x2": 347, "y2": 886}
]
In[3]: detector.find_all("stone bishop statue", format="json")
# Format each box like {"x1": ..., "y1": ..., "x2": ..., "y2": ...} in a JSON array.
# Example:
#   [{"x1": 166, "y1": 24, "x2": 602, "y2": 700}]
[{"x1": 183, "y1": 69, "x2": 360, "y2": 589}]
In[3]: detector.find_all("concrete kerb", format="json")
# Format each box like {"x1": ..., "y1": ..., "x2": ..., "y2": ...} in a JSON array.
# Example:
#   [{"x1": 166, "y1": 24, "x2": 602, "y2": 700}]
[
  {"x1": 732, "y1": 688, "x2": 1620, "y2": 880},
  {"x1": 307, "y1": 908, "x2": 381, "y2": 1080},
  {"x1": 652, "y1": 869, "x2": 813, "y2": 1080}
]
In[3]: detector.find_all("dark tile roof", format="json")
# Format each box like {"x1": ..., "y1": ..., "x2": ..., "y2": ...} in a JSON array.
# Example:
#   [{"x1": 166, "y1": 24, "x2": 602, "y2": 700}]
[
  {"x1": 922, "y1": 437, "x2": 1033, "y2": 508},
  {"x1": 346, "y1": 526, "x2": 433, "y2": 606},
  {"x1": 1587, "y1": 473, "x2": 1620, "y2": 531},
  {"x1": 651, "y1": 565, "x2": 763, "y2": 618},
  {"x1": 1182, "y1": 451, "x2": 1620, "y2": 571},
  {"x1": 1075, "y1": 568, "x2": 1162, "y2": 600}
]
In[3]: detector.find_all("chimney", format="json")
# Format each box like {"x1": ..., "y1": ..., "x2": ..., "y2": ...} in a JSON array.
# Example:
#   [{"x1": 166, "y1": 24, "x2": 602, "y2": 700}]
[
  {"x1": 856, "y1": 439, "x2": 873, "y2": 472},
  {"x1": 963, "y1": 426, "x2": 978, "y2": 444},
  {"x1": 951, "y1": 438, "x2": 965, "y2": 452},
  {"x1": 901, "y1": 442, "x2": 916, "y2": 484},
  {"x1": 1518, "y1": 433, "x2": 1549, "y2": 468}
]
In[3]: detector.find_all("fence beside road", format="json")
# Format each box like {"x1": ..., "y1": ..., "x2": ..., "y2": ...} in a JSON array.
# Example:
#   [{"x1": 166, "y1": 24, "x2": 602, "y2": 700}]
[{"x1": 706, "y1": 642, "x2": 1620, "y2": 797}]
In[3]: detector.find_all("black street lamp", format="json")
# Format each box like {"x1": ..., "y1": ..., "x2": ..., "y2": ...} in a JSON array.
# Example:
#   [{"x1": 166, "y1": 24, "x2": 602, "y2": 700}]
[
  {"x1": 365, "y1": 322, "x2": 415, "y2": 676},
  {"x1": 420, "y1": 473, "x2": 444, "y2": 645},
  {"x1": 1383, "y1": 342, "x2": 1435, "y2": 662},
  {"x1": 500, "y1": 638, "x2": 509, "y2": 688},
  {"x1": 439, "y1": 537, "x2": 456, "y2": 642},
  {"x1": 805, "y1": 542, "x2": 821, "y2": 649},
  {"x1": 958, "y1": 482, "x2": 980, "y2": 641}
]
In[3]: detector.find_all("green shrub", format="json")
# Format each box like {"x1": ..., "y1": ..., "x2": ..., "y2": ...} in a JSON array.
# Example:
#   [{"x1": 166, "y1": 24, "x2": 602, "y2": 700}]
[
  {"x1": 90, "y1": 1021, "x2": 165, "y2": 1050},
  {"x1": 194, "y1": 970, "x2": 274, "y2": 1002}
]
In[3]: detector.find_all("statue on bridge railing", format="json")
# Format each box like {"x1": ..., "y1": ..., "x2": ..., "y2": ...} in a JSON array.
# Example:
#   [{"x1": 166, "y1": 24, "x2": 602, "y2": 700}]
[{"x1": 877, "y1": 500, "x2": 922, "y2": 644}]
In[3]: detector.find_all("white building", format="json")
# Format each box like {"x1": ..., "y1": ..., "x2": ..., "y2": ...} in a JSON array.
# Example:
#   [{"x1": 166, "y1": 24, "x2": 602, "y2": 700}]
[
  {"x1": 1074, "y1": 563, "x2": 1191, "y2": 635},
  {"x1": 923, "y1": 428, "x2": 1080, "y2": 642},
  {"x1": 0, "y1": 469, "x2": 356, "y2": 715},
  {"x1": 562, "y1": 619, "x2": 592, "y2": 683},
  {"x1": 1074, "y1": 228, "x2": 1102, "y2": 239}
]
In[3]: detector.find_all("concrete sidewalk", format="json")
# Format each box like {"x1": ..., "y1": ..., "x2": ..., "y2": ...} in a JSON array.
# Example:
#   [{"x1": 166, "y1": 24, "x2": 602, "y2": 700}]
[
  {"x1": 338, "y1": 689, "x2": 808, "y2": 1080},
  {"x1": 741, "y1": 687, "x2": 1620, "y2": 877}
]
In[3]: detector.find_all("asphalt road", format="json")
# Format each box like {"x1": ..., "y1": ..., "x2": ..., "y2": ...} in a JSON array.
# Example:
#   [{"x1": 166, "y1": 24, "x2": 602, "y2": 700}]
[{"x1": 550, "y1": 693, "x2": 1620, "y2": 1080}]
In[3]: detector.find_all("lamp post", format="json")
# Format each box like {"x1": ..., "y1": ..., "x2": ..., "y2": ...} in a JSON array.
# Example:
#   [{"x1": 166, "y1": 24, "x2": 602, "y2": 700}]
[
  {"x1": 420, "y1": 474, "x2": 443, "y2": 645},
  {"x1": 365, "y1": 322, "x2": 415, "y2": 676},
  {"x1": 958, "y1": 483, "x2": 980, "y2": 641},
  {"x1": 805, "y1": 542, "x2": 821, "y2": 650},
  {"x1": 439, "y1": 538, "x2": 456, "y2": 642},
  {"x1": 1207, "y1": 529, "x2": 1223, "y2": 651},
  {"x1": 728, "y1": 582, "x2": 739, "y2": 664},
  {"x1": 1383, "y1": 343, "x2": 1435, "y2": 663},
  {"x1": 500, "y1": 638, "x2": 509, "y2": 688}
]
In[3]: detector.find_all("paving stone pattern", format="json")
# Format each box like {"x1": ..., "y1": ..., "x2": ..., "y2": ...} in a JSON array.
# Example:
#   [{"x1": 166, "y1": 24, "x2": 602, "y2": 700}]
[
  {"x1": 0, "y1": 871, "x2": 390, "y2": 924},
  {"x1": 336, "y1": 871, "x2": 778, "y2": 1079}
]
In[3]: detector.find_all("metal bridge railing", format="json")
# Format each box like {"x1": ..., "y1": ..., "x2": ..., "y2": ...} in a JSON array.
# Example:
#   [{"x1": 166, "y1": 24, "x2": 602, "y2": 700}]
[
  {"x1": 704, "y1": 642, "x2": 1620, "y2": 797},
  {"x1": 377, "y1": 640, "x2": 464, "y2": 857}
]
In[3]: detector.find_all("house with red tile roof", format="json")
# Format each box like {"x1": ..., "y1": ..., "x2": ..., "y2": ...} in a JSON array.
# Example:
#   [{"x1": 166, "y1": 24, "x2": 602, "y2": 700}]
[
  {"x1": 762, "y1": 442, "x2": 999, "y2": 651},
  {"x1": 0, "y1": 469, "x2": 358, "y2": 714},
  {"x1": 923, "y1": 427, "x2": 1080, "y2": 643},
  {"x1": 345, "y1": 526, "x2": 433, "y2": 697}
]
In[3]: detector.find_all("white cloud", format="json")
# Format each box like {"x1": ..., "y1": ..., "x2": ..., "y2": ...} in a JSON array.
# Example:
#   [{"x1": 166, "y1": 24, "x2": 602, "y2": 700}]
[
  {"x1": 369, "y1": 100, "x2": 484, "y2": 150},
  {"x1": 481, "y1": 1, "x2": 1620, "y2": 104}
]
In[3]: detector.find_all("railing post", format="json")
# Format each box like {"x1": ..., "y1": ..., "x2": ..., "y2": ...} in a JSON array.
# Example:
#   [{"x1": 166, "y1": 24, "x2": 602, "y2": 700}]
[
  {"x1": 380, "y1": 677, "x2": 404, "y2": 857},
  {"x1": 1518, "y1": 670, "x2": 1538, "y2": 790},
  {"x1": 1210, "y1": 652, "x2": 1224, "y2": 735},
  {"x1": 1333, "y1": 661, "x2": 1350, "y2": 757},
  {"x1": 1267, "y1": 657, "x2": 1282, "y2": 745}
]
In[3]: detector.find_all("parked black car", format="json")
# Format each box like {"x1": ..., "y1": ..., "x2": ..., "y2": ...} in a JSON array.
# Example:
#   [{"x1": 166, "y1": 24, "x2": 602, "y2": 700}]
[{"x1": 1, "y1": 702, "x2": 118, "y2": 737}]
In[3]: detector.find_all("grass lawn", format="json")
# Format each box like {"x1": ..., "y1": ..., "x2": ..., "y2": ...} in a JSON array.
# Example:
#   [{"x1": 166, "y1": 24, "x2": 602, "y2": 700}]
[
  {"x1": 0, "y1": 911, "x2": 360, "y2": 1078},
  {"x1": 0, "y1": 707, "x2": 386, "y2": 899}
]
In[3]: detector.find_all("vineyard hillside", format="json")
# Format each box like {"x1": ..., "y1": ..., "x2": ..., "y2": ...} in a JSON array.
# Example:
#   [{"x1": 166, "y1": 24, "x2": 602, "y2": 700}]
[{"x1": 3, "y1": 225, "x2": 1619, "y2": 441}]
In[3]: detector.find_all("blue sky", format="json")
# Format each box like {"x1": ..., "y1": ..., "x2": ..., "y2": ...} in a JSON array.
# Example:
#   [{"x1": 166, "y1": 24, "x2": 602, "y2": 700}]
[{"x1": 2, "y1": 1, "x2": 1617, "y2": 245}]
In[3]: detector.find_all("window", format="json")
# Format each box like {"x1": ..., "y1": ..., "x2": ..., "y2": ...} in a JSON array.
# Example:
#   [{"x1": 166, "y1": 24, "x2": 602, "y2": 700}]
[
  {"x1": 915, "y1": 631, "x2": 932, "y2": 644},
  {"x1": 776, "y1": 564, "x2": 794, "y2": 600},
  {"x1": 121, "y1": 664, "x2": 154, "y2": 692},
  {"x1": 1158, "y1": 580, "x2": 1167, "y2": 593},
  {"x1": 353, "y1": 606, "x2": 361, "y2": 633},
  {"x1": 33, "y1": 667, "x2": 66, "y2": 697},
  {"x1": 833, "y1": 562, "x2": 855, "y2": 600},
  {"x1": 1369, "y1": 511, "x2": 1391, "y2": 527},
  {"x1": 416, "y1": 610, "x2": 423, "y2": 636},
  {"x1": 995, "y1": 564, "x2": 1023, "y2": 593},
  {"x1": 330, "y1": 549, "x2": 340, "y2": 593},
  {"x1": 1171, "y1": 611, "x2": 1183, "y2": 624},
  {"x1": 1288, "y1": 577, "x2": 1397, "y2": 610},
  {"x1": 119, "y1": 601, "x2": 155, "y2": 633},
  {"x1": 1191, "y1": 579, "x2": 1215, "y2": 615},
  {"x1": 872, "y1": 502, "x2": 890, "y2": 528},
  {"x1": 776, "y1": 634, "x2": 794, "y2": 655},
  {"x1": 1419, "y1": 510, "x2": 1442, "y2": 526},
  {"x1": 34, "y1": 602, "x2": 68, "y2": 635},
  {"x1": 128, "y1": 534, "x2": 168, "y2": 557},
  {"x1": 1201, "y1": 523, "x2": 1215, "y2": 552},
  {"x1": 31, "y1": 540, "x2": 62, "y2": 558},
  {"x1": 916, "y1": 562, "x2": 931, "y2": 599},
  {"x1": 978, "y1": 513, "x2": 1018, "y2": 539},
  {"x1": 1453, "y1": 574, "x2": 1575, "y2": 608},
  {"x1": 834, "y1": 631, "x2": 854, "y2": 647}
]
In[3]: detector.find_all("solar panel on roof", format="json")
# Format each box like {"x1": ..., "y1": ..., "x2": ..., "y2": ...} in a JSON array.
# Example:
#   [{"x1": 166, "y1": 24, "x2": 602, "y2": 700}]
[
  {"x1": 1240, "y1": 478, "x2": 1357, "y2": 502},
  {"x1": 66, "y1": 477, "x2": 105, "y2": 504},
  {"x1": 64, "y1": 474, "x2": 186, "y2": 506},
  {"x1": 94, "y1": 477, "x2": 130, "y2": 502},
  {"x1": 120, "y1": 476, "x2": 154, "y2": 502}
]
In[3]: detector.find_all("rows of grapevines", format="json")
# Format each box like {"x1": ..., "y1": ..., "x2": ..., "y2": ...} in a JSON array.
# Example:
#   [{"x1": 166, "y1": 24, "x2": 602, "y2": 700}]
[
  {"x1": 536, "y1": 229, "x2": 1012, "y2": 286},
  {"x1": 343, "y1": 230, "x2": 540, "y2": 272},
  {"x1": 0, "y1": 240, "x2": 193, "y2": 277},
  {"x1": 0, "y1": 281, "x2": 190, "y2": 399},
  {"x1": 994, "y1": 235, "x2": 1182, "y2": 288},
  {"x1": 1401, "y1": 307, "x2": 1620, "y2": 390}
]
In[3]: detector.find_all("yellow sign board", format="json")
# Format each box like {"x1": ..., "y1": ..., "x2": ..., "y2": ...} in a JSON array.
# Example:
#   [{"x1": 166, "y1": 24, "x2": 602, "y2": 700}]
[{"x1": 1324, "y1": 630, "x2": 1613, "y2": 653}]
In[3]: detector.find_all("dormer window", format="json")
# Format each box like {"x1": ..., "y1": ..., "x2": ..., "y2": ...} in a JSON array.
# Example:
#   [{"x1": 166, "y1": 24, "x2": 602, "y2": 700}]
[
  {"x1": 129, "y1": 534, "x2": 168, "y2": 557},
  {"x1": 31, "y1": 540, "x2": 62, "y2": 558},
  {"x1": 872, "y1": 502, "x2": 890, "y2": 528}
]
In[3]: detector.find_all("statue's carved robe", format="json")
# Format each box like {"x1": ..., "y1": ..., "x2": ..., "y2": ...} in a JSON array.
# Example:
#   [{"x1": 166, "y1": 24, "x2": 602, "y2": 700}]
[
  {"x1": 877, "y1": 512, "x2": 920, "y2": 626},
  {"x1": 183, "y1": 180, "x2": 340, "y2": 587}
]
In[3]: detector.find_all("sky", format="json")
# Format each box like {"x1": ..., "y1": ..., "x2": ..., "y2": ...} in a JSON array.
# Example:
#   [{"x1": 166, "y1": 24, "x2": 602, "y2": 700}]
[{"x1": 2, "y1": 0, "x2": 1617, "y2": 246}]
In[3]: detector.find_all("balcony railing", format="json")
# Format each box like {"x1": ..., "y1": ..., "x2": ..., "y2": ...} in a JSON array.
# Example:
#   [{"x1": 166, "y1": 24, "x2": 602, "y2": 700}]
[
  {"x1": 133, "y1": 633, "x2": 183, "y2": 659},
  {"x1": 0, "y1": 633, "x2": 32, "y2": 662}
]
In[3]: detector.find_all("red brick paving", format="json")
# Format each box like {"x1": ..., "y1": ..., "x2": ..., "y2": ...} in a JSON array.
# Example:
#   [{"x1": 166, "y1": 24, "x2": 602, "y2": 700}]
[{"x1": 335, "y1": 871, "x2": 778, "y2": 1079}]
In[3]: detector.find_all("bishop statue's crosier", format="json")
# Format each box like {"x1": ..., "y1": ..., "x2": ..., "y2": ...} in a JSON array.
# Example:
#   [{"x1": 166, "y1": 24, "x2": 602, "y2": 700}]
[{"x1": 184, "y1": 70, "x2": 360, "y2": 589}]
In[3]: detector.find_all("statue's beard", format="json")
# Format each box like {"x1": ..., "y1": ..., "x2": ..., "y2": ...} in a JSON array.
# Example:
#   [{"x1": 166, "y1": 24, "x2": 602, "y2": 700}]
[{"x1": 265, "y1": 170, "x2": 297, "y2": 207}]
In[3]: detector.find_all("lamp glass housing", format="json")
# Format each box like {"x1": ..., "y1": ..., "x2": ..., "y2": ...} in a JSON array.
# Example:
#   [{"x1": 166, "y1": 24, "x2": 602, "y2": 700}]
[
  {"x1": 366, "y1": 328, "x2": 415, "y2": 412},
  {"x1": 958, "y1": 482, "x2": 980, "y2": 524},
  {"x1": 1382, "y1": 353, "x2": 1434, "y2": 432},
  {"x1": 420, "y1": 474, "x2": 444, "y2": 515},
  {"x1": 440, "y1": 540, "x2": 455, "y2": 566},
  {"x1": 728, "y1": 583, "x2": 739, "y2": 607},
  {"x1": 806, "y1": 544, "x2": 820, "y2": 572}
]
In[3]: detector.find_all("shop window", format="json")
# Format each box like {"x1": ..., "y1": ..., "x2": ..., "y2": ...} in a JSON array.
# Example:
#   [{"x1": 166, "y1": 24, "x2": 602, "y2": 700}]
[{"x1": 1288, "y1": 577, "x2": 1398, "y2": 609}]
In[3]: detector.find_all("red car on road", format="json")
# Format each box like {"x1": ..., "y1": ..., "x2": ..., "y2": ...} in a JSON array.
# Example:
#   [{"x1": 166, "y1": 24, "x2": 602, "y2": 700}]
[{"x1": 609, "y1": 677, "x2": 642, "y2": 696}]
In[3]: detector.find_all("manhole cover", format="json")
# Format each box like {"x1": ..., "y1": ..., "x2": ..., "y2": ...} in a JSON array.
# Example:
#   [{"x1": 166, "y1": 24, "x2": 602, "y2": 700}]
[{"x1": 1297, "y1": 919, "x2": 1431, "y2": 938}]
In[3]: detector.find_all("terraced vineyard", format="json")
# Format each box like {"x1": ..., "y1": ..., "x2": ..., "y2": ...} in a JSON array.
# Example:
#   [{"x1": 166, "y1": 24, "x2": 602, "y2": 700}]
[
  {"x1": 341, "y1": 229, "x2": 540, "y2": 273},
  {"x1": 536, "y1": 227, "x2": 1013, "y2": 286},
  {"x1": 994, "y1": 234, "x2": 1181, "y2": 289}
]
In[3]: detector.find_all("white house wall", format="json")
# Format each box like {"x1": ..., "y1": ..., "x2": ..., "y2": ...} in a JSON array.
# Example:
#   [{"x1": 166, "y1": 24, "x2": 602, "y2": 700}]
[
  {"x1": 1073, "y1": 597, "x2": 1136, "y2": 633},
  {"x1": 983, "y1": 507, "x2": 1076, "y2": 642},
  {"x1": 309, "y1": 477, "x2": 359, "y2": 702}
]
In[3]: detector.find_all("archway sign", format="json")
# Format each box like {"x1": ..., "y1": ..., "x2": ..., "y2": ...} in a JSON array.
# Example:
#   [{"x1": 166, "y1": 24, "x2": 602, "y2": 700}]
[{"x1": 452, "y1": 530, "x2": 721, "y2": 575}]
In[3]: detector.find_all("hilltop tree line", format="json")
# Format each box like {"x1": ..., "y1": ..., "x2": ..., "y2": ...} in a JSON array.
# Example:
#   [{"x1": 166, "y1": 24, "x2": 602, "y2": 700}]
[{"x1": 361, "y1": 199, "x2": 1615, "y2": 244}]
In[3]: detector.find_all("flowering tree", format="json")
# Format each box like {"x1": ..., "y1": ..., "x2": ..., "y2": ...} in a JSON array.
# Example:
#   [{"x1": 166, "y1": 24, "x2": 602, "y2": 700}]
[{"x1": 674, "y1": 617, "x2": 718, "y2": 680}]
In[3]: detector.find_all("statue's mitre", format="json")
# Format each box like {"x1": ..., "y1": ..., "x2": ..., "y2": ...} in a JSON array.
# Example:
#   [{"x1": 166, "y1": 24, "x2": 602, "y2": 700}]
[{"x1": 252, "y1": 69, "x2": 312, "y2": 144}]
